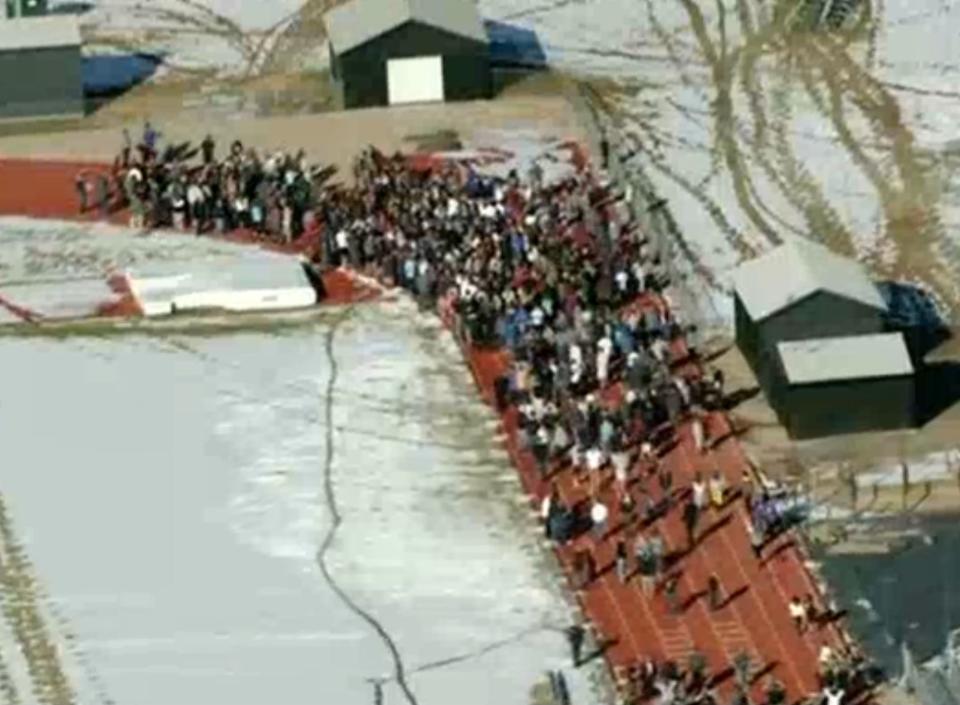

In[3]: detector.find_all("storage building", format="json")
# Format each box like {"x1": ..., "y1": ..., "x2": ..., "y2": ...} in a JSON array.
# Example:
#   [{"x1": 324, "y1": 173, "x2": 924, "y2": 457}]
[
  {"x1": 4, "y1": 0, "x2": 49, "y2": 18},
  {"x1": 0, "y1": 14, "x2": 82, "y2": 119},
  {"x1": 324, "y1": 0, "x2": 491, "y2": 109},
  {"x1": 733, "y1": 236, "x2": 887, "y2": 386},
  {"x1": 771, "y1": 333, "x2": 916, "y2": 439}
]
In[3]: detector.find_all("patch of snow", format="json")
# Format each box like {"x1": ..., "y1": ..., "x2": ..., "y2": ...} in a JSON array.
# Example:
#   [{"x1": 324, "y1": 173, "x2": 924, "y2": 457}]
[
  {"x1": 0, "y1": 298, "x2": 594, "y2": 705},
  {"x1": 80, "y1": 0, "x2": 307, "y2": 74},
  {"x1": 0, "y1": 217, "x2": 257, "y2": 282},
  {"x1": 460, "y1": 128, "x2": 580, "y2": 184},
  {"x1": 0, "y1": 277, "x2": 117, "y2": 320}
]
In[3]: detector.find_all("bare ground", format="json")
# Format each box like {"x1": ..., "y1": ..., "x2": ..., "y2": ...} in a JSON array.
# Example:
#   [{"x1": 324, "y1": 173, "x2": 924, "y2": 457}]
[
  {"x1": 710, "y1": 339, "x2": 960, "y2": 516},
  {"x1": 0, "y1": 72, "x2": 585, "y2": 180}
]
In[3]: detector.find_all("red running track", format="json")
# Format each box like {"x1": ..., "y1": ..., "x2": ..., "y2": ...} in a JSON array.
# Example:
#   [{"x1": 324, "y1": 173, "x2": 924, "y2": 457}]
[
  {"x1": 447, "y1": 315, "x2": 849, "y2": 702},
  {"x1": 0, "y1": 158, "x2": 376, "y2": 307},
  {"x1": 0, "y1": 156, "x2": 848, "y2": 702}
]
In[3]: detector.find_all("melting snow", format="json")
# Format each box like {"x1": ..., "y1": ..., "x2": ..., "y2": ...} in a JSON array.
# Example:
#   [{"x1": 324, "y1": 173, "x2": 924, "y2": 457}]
[{"x1": 0, "y1": 298, "x2": 593, "y2": 705}]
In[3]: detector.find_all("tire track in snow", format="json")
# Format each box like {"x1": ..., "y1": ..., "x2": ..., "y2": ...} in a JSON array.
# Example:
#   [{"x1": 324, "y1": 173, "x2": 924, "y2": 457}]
[
  {"x1": 315, "y1": 309, "x2": 420, "y2": 705},
  {"x1": 0, "y1": 644, "x2": 20, "y2": 705},
  {"x1": 0, "y1": 494, "x2": 74, "y2": 705}
]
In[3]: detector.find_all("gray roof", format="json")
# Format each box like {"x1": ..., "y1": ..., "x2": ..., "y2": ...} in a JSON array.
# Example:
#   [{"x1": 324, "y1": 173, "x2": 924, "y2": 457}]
[
  {"x1": 777, "y1": 333, "x2": 914, "y2": 385},
  {"x1": 0, "y1": 15, "x2": 81, "y2": 51},
  {"x1": 325, "y1": 0, "x2": 487, "y2": 54},
  {"x1": 732, "y1": 236, "x2": 887, "y2": 321}
]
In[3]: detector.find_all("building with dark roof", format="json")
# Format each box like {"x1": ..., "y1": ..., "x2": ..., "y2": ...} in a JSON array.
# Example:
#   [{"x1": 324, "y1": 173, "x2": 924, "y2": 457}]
[
  {"x1": 0, "y1": 14, "x2": 82, "y2": 119},
  {"x1": 324, "y1": 0, "x2": 491, "y2": 109},
  {"x1": 733, "y1": 237, "x2": 888, "y2": 387},
  {"x1": 770, "y1": 333, "x2": 916, "y2": 439}
]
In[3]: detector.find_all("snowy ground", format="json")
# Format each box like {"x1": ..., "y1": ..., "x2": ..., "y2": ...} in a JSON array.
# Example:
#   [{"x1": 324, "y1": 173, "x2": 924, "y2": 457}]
[
  {"x1": 478, "y1": 0, "x2": 960, "y2": 321},
  {"x1": 0, "y1": 217, "x2": 266, "y2": 282},
  {"x1": 73, "y1": 0, "x2": 313, "y2": 75},
  {"x1": 0, "y1": 217, "x2": 317, "y2": 321},
  {"x1": 0, "y1": 298, "x2": 596, "y2": 705}
]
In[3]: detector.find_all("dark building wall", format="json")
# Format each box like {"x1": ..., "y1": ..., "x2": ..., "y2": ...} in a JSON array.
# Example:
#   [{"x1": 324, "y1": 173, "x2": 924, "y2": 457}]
[
  {"x1": 336, "y1": 20, "x2": 490, "y2": 109},
  {"x1": 734, "y1": 293, "x2": 761, "y2": 373},
  {"x1": 761, "y1": 291, "x2": 884, "y2": 345},
  {"x1": 744, "y1": 291, "x2": 886, "y2": 389},
  {"x1": 0, "y1": 45, "x2": 82, "y2": 118},
  {"x1": 776, "y1": 375, "x2": 915, "y2": 440}
]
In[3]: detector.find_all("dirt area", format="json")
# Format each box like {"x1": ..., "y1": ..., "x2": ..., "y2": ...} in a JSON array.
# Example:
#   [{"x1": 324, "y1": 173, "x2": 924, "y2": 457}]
[
  {"x1": 709, "y1": 338, "x2": 960, "y2": 516},
  {"x1": 0, "y1": 71, "x2": 583, "y2": 178}
]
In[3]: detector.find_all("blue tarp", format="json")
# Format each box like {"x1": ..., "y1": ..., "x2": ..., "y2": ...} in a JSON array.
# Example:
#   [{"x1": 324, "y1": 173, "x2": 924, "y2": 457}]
[
  {"x1": 484, "y1": 20, "x2": 547, "y2": 68},
  {"x1": 82, "y1": 53, "x2": 162, "y2": 95}
]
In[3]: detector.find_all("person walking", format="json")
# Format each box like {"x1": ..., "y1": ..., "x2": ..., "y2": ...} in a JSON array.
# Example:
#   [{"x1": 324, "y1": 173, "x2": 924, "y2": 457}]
[
  {"x1": 615, "y1": 539, "x2": 629, "y2": 583},
  {"x1": 707, "y1": 574, "x2": 723, "y2": 611},
  {"x1": 733, "y1": 651, "x2": 751, "y2": 691},
  {"x1": 709, "y1": 470, "x2": 726, "y2": 509},
  {"x1": 747, "y1": 517, "x2": 764, "y2": 560},
  {"x1": 764, "y1": 677, "x2": 787, "y2": 705},
  {"x1": 741, "y1": 469, "x2": 755, "y2": 511},
  {"x1": 683, "y1": 500, "x2": 699, "y2": 550},
  {"x1": 649, "y1": 531, "x2": 665, "y2": 581},
  {"x1": 541, "y1": 484, "x2": 560, "y2": 539},
  {"x1": 822, "y1": 685, "x2": 844, "y2": 705},
  {"x1": 691, "y1": 472, "x2": 708, "y2": 512},
  {"x1": 658, "y1": 464, "x2": 673, "y2": 508},
  {"x1": 75, "y1": 172, "x2": 89, "y2": 213},
  {"x1": 691, "y1": 413, "x2": 706, "y2": 453},
  {"x1": 565, "y1": 624, "x2": 586, "y2": 667},
  {"x1": 634, "y1": 534, "x2": 655, "y2": 596},
  {"x1": 95, "y1": 173, "x2": 111, "y2": 218},
  {"x1": 803, "y1": 593, "x2": 821, "y2": 629},
  {"x1": 590, "y1": 499, "x2": 609, "y2": 541},
  {"x1": 201, "y1": 134, "x2": 216, "y2": 164},
  {"x1": 664, "y1": 575, "x2": 681, "y2": 614},
  {"x1": 789, "y1": 596, "x2": 807, "y2": 633}
]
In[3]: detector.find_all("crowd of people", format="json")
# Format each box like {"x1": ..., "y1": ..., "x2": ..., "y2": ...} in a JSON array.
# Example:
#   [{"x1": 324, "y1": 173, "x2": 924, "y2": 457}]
[
  {"x1": 73, "y1": 124, "x2": 871, "y2": 705},
  {"x1": 75, "y1": 121, "x2": 335, "y2": 242},
  {"x1": 321, "y1": 146, "x2": 870, "y2": 705}
]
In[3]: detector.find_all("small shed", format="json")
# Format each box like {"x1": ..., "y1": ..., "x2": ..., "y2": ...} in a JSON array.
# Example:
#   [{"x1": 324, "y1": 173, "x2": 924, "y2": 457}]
[
  {"x1": 0, "y1": 15, "x2": 82, "y2": 119},
  {"x1": 5, "y1": 0, "x2": 49, "y2": 18},
  {"x1": 324, "y1": 0, "x2": 491, "y2": 109},
  {"x1": 733, "y1": 236, "x2": 887, "y2": 385},
  {"x1": 771, "y1": 333, "x2": 916, "y2": 440}
]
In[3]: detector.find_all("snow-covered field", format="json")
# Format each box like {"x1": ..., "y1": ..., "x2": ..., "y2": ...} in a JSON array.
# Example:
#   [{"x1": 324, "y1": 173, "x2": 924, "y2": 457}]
[
  {"x1": 478, "y1": 0, "x2": 960, "y2": 321},
  {"x1": 76, "y1": 0, "x2": 312, "y2": 75},
  {"x1": 0, "y1": 299, "x2": 594, "y2": 705},
  {"x1": 0, "y1": 217, "x2": 319, "y2": 321}
]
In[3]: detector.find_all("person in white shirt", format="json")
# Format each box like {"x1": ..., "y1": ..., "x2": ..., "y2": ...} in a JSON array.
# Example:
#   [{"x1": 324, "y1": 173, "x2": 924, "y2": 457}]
[
  {"x1": 789, "y1": 596, "x2": 807, "y2": 633},
  {"x1": 822, "y1": 686, "x2": 844, "y2": 705},
  {"x1": 590, "y1": 500, "x2": 609, "y2": 540},
  {"x1": 596, "y1": 337, "x2": 613, "y2": 387},
  {"x1": 530, "y1": 306, "x2": 545, "y2": 328},
  {"x1": 691, "y1": 472, "x2": 707, "y2": 511}
]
